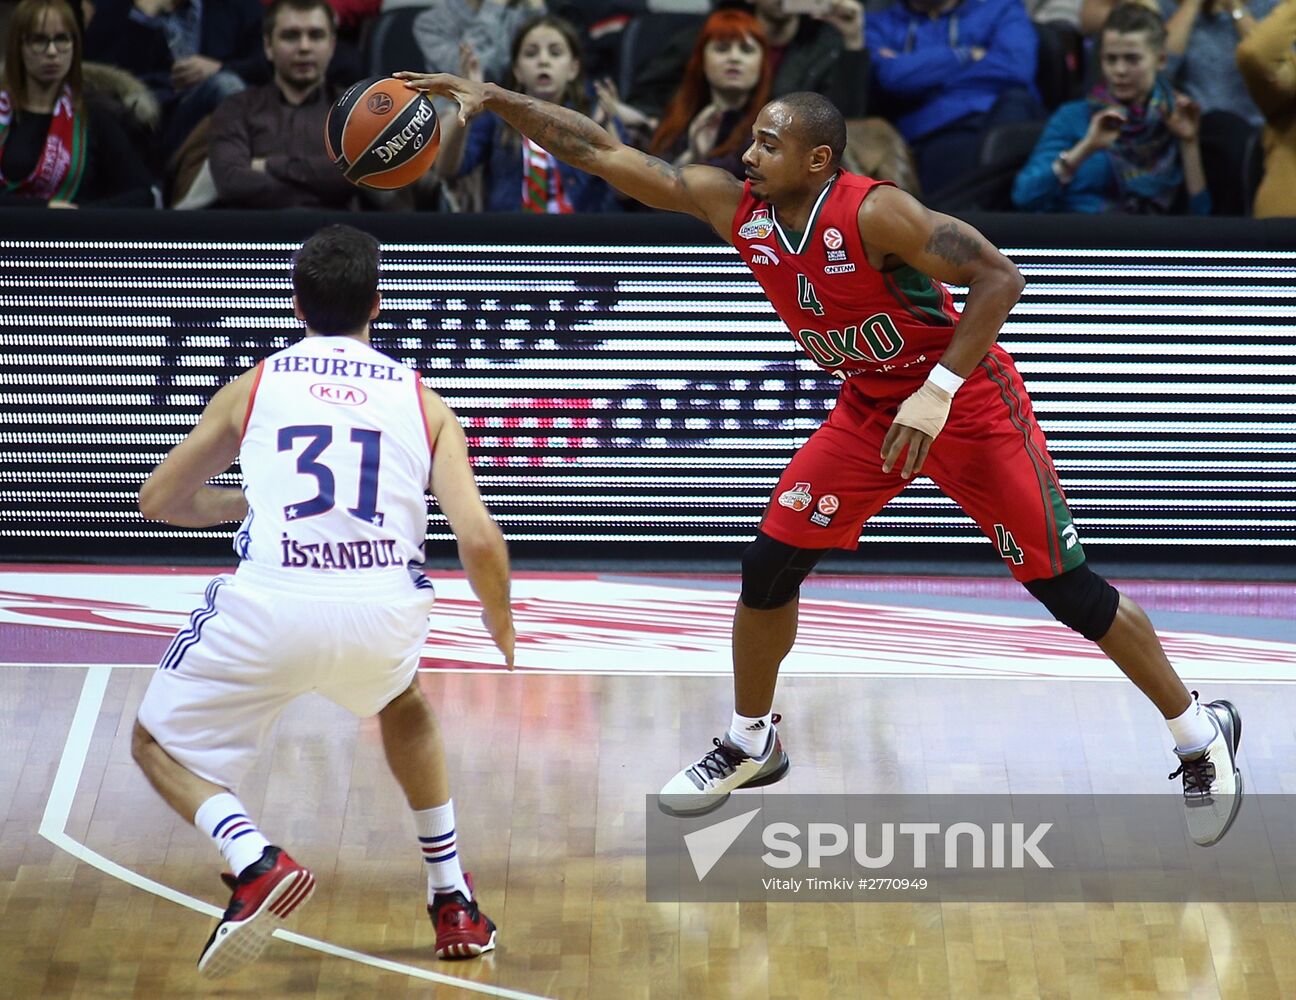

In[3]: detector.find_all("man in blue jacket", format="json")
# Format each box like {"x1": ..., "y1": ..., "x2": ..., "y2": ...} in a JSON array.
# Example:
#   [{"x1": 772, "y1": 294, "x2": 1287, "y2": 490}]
[{"x1": 866, "y1": 0, "x2": 1042, "y2": 194}]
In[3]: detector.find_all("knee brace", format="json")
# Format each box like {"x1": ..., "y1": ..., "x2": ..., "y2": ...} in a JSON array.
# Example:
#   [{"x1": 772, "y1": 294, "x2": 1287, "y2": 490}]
[
  {"x1": 739, "y1": 532, "x2": 827, "y2": 610},
  {"x1": 1023, "y1": 563, "x2": 1120, "y2": 642}
]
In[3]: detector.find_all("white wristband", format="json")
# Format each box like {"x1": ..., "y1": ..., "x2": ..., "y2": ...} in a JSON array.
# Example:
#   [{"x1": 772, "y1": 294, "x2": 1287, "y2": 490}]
[{"x1": 927, "y1": 363, "x2": 966, "y2": 395}]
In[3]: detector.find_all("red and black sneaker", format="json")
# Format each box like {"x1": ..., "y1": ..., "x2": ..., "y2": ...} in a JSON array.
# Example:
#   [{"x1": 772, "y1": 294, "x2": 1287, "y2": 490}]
[
  {"x1": 429, "y1": 873, "x2": 497, "y2": 960},
  {"x1": 197, "y1": 845, "x2": 315, "y2": 979}
]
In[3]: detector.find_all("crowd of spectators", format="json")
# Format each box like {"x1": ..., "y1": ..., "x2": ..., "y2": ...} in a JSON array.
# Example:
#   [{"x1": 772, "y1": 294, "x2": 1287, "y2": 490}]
[{"x1": 0, "y1": 0, "x2": 1290, "y2": 216}]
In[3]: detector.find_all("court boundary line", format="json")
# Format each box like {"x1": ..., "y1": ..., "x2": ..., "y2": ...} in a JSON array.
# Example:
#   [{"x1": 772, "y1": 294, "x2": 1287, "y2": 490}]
[
  {"x1": 36, "y1": 664, "x2": 557, "y2": 1000},
  {"x1": 9, "y1": 661, "x2": 1296, "y2": 684}
]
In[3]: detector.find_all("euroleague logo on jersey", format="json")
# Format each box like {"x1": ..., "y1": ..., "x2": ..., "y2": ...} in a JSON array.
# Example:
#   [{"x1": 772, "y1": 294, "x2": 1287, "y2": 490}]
[
  {"x1": 310, "y1": 383, "x2": 368, "y2": 406},
  {"x1": 810, "y1": 493, "x2": 839, "y2": 527},
  {"x1": 823, "y1": 226, "x2": 849, "y2": 265}
]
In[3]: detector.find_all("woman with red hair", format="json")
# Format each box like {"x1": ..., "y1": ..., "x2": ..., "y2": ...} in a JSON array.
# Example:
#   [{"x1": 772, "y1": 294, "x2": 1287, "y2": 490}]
[{"x1": 646, "y1": 9, "x2": 772, "y2": 178}]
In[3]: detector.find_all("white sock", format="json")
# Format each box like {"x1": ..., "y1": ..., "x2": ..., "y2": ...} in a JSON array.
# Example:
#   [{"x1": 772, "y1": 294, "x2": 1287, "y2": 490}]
[
  {"x1": 727, "y1": 711, "x2": 774, "y2": 757},
  {"x1": 1167, "y1": 696, "x2": 1217, "y2": 754},
  {"x1": 414, "y1": 800, "x2": 470, "y2": 903},
  {"x1": 194, "y1": 792, "x2": 272, "y2": 877}
]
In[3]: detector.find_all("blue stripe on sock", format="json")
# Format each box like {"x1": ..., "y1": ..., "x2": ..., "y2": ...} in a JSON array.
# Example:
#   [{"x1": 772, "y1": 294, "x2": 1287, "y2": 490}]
[
  {"x1": 418, "y1": 830, "x2": 455, "y2": 844},
  {"x1": 212, "y1": 813, "x2": 248, "y2": 838},
  {"x1": 424, "y1": 850, "x2": 457, "y2": 863},
  {"x1": 229, "y1": 828, "x2": 257, "y2": 841}
]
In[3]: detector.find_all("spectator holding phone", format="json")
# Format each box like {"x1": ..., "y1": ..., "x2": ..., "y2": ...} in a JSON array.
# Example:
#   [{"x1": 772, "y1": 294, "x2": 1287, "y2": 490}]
[{"x1": 1012, "y1": 2, "x2": 1210, "y2": 213}]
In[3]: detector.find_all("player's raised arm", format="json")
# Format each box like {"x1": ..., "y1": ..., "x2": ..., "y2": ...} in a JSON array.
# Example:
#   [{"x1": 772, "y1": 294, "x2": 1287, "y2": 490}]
[
  {"x1": 396, "y1": 72, "x2": 744, "y2": 239},
  {"x1": 859, "y1": 186, "x2": 1026, "y2": 480},
  {"x1": 859, "y1": 186, "x2": 1025, "y2": 378},
  {"x1": 139, "y1": 370, "x2": 255, "y2": 527}
]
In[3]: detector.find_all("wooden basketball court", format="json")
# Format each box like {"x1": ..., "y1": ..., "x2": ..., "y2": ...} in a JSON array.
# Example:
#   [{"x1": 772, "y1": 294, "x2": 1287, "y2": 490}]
[{"x1": 4, "y1": 565, "x2": 1295, "y2": 998}]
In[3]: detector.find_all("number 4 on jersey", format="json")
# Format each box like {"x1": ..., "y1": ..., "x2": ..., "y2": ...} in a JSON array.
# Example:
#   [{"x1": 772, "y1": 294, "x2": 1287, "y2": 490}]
[
  {"x1": 994, "y1": 524, "x2": 1024, "y2": 565},
  {"x1": 797, "y1": 274, "x2": 824, "y2": 316}
]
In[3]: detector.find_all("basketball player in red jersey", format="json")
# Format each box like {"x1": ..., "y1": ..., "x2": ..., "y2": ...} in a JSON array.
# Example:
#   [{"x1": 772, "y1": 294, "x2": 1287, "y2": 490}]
[{"x1": 398, "y1": 72, "x2": 1243, "y2": 845}]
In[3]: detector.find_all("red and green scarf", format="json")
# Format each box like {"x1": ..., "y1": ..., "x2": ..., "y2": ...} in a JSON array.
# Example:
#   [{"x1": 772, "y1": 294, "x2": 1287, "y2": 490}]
[{"x1": 0, "y1": 85, "x2": 87, "y2": 202}]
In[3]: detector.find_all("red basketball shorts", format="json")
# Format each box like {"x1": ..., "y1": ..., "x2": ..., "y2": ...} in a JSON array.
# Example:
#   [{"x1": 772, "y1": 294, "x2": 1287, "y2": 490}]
[{"x1": 759, "y1": 350, "x2": 1086, "y2": 582}]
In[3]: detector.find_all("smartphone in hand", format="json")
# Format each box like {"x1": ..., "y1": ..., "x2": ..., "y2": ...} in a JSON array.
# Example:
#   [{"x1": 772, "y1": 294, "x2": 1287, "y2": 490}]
[{"x1": 781, "y1": 0, "x2": 830, "y2": 13}]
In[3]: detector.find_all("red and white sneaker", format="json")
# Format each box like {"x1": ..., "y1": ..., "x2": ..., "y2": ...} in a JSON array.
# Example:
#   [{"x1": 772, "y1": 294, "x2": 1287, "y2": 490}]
[
  {"x1": 429, "y1": 873, "x2": 497, "y2": 960},
  {"x1": 197, "y1": 846, "x2": 315, "y2": 979}
]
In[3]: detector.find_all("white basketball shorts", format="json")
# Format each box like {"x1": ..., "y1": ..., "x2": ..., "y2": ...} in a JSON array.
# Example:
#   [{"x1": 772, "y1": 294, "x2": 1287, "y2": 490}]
[{"x1": 137, "y1": 568, "x2": 436, "y2": 790}]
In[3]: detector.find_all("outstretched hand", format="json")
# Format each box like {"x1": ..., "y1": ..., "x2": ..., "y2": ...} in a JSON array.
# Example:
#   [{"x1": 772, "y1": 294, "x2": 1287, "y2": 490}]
[
  {"x1": 1083, "y1": 106, "x2": 1127, "y2": 152},
  {"x1": 459, "y1": 41, "x2": 483, "y2": 85},
  {"x1": 394, "y1": 71, "x2": 489, "y2": 126},
  {"x1": 1167, "y1": 93, "x2": 1202, "y2": 142},
  {"x1": 818, "y1": 0, "x2": 865, "y2": 49}
]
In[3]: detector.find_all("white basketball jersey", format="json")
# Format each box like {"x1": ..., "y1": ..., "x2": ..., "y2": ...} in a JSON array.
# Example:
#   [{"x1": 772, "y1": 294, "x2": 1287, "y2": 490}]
[{"x1": 235, "y1": 336, "x2": 432, "y2": 593}]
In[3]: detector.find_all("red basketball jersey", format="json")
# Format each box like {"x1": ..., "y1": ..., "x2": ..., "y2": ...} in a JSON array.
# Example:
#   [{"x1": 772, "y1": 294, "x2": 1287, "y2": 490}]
[{"x1": 730, "y1": 171, "x2": 963, "y2": 399}]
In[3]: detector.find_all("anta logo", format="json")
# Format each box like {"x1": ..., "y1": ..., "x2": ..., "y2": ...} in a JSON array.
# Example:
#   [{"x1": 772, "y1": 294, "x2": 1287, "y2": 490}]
[
  {"x1": 310, "y1": 383, "x2": 368, "y2": 406},
  {"x1": 739, "y1": 210, "x2": 774, "y2": 240},
  {"x1": 778, "y1": 482, "x2": 813, "y2": 511},
  {"x1": 750, "y1": 243, "x2": 781, "y2": 265},
  {"x1": 823, "y1": 227, "x2": 844, "y2": 250}
]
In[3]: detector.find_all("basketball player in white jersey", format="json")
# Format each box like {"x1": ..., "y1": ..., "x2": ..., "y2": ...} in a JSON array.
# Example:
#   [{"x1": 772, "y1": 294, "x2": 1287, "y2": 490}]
[{"x1": 131, "y1": 225, "x2": 513, "y2": 978}]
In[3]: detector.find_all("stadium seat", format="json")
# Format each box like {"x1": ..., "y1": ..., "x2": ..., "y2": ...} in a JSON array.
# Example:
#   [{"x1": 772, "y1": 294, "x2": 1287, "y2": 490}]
[
  {"x1": 1199, "y1": 109, "x2": 1263, "y2": 216},
  {"x1": 1034, "y1": 20, "x2": 1085, "y2": 112},
  {"x1": 616, "y1": 13, "x2": 706, "y2": 101},
  {"x1": 923, "y1": 120, "x2": 1044, "y2": 212},
  {"x1": 366, "y1": 7, "x2": 426, "y2": 77}
]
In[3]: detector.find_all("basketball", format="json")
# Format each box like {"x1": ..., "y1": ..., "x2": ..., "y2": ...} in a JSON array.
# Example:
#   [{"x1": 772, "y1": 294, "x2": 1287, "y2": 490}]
[{"x1": 325, "y1": 77, "x2": 440, "y2": 190}]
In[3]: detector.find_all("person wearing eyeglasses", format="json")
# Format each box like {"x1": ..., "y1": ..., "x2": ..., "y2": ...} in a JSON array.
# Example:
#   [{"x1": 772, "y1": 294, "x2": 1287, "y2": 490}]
[{"x1": 1, "y1": 0, "x2": 156, "y2": 208}]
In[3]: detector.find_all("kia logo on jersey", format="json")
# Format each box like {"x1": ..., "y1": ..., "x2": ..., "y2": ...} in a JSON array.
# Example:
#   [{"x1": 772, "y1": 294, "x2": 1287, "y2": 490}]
[
  {"x1": 310, "y1": 383, "x2": 368, "y2": 406},
  {"x1": 823, "y1": 227, "x2": 844, "y2": 250}
]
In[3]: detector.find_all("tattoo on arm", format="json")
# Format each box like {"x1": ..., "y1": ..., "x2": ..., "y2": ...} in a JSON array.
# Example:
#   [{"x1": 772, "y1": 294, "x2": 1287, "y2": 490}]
[
  {"x1": 636, "y1": 150, "x2": 682, "y2": 184},
  {"x1": 924, "y1": 222, "x2": 981, "y2": 266},
  {"x1": 499, "y1": 94, "x2": 612, "y2": 169}
]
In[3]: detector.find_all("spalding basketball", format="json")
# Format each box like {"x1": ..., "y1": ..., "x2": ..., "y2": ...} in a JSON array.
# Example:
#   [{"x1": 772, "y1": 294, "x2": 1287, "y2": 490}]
[{"x1": 325, "y1": 77, "x2": 440, "y2": 189}]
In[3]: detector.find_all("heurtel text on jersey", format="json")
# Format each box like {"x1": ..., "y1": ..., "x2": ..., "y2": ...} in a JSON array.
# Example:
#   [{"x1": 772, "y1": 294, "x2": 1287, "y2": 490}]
[{"x1": 271, "y1": 355, "x2": 404, "y2": 380}]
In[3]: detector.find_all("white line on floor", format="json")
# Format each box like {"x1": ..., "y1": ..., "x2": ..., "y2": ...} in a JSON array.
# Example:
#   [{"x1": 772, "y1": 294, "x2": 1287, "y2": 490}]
[{"x1": 36, "y1": 665, "x2": 556, "y2": 1000}]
